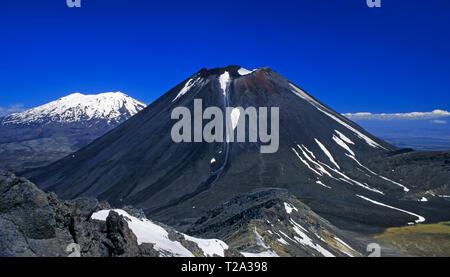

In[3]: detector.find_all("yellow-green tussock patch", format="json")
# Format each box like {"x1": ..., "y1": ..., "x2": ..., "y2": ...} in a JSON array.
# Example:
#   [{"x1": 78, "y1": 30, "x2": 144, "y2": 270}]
[{"x1": 373, "y1": 222, "x2": 450, "y2": 257}]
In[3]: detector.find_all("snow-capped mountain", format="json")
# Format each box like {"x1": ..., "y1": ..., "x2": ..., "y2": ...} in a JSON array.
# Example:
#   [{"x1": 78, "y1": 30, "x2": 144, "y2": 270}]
[
  {"x1": 0, "y1": 92, "x2": 146, "y2": 126},
  {"x1": 0, "y1": 92, "x2": 146, "y2": 172}
]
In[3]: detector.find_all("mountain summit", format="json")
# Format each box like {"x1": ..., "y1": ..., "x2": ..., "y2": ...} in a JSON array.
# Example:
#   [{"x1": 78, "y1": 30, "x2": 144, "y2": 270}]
[
  {"x1": 0, "y1": 92, "x2": 146, "y2": 171},
  {"x1": 26, "y1": 66, "x2": 450, "y2": 233},
  {"x1": 1, "y1": 92, "x2": 145, "y2": 126}
]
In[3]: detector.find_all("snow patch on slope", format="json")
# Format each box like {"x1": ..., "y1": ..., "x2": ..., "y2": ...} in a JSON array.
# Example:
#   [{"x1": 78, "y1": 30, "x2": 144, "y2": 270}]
[
  {"x1": 284, "y1": 202, "x2": 298, "y2": 214},
  {"x1": 315, "y1": 138, "x2": 340, "y2": 169},
  {"x1": 293, "y1": 143, "x2": 384, "y2": 194},
  {"x1": 219, "y1": 71, "x2": 230, "y2": 96},
  {"x1": 333, "y1": 135, "x2": 355, "y2": 156},
  {"x1": 237, "y1": 67, "x2": 254, "y2": 76},
  {"x1": 91, "y1": 209, "x2": 193, "y2": 257},
  {"x1": 277, "y1": 236, "x2": 290, "y2": 245},
  {"x1": 316, "y1": 180, "x2": 331, "y2": 189},
  {"x1": 183, "y1": 234, "x2": 229, "y2": 257},
  {"x1": 289, "y1": 83, "x2": 322, "y2": 107},
  {"x1": 91, "y1": 209, "x2": 229, "y2": 257},
  {"x1": 254, "y1": 227, "x2": 270, "y2": 249},
  {"x1": 378, "y1": 175, "x2": 410, "y2": 192},
  {"x1": 290, "y1": 219, "x2": 334, "y2": 257},
  {"x1": 317, "y1": 107, "x2": 386, "y2": 150},
  {"x1": 356, "y1": 195, "x2": 425, "y2": 224},
  {"x1": 345, "y1": 154, "x2": 410, "y2": 192},
  {"x1": 318, "y1": 160, "x2": 384, "y2": 194},
  {"x1": 333, "y1": 236, "x2": 356, "y2": 257},
  {"x1": 294, "y1": 145, "x2": 338, "y2": 180},
  {"x1": 173, "y1": 78, "x2": 200, "y2": 102},
  {"x1": 292, "y1": 147, "x2": 322, "y2": 176},
  {"x1": 335, "y1": 130, "x2": 355, "y2": 145}
]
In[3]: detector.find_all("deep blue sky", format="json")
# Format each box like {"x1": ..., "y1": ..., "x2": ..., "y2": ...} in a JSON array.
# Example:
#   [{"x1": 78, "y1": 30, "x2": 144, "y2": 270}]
[{"x1": 1, "y1": 0, "x2": 449, "y2": 113}]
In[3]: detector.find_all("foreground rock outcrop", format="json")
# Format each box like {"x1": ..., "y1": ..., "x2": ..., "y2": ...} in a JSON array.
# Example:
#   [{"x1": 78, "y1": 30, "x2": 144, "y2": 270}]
[{"x1": 0, "y1": 172, "x2": 238, "y2": 257}]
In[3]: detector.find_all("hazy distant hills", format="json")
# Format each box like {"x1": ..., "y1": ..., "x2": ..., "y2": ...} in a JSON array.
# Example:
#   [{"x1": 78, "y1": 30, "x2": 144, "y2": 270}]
[{"x1": 347, "y1": 116, "x2": 450, "y2": 150}]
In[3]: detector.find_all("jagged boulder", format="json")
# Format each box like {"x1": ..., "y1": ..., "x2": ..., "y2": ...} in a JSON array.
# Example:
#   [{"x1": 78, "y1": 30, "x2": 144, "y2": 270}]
[
  {"x1": 104, "y1": 211, "x2": 140, "y2": 257},
  {"x1": 0, "y1": 172, "x2": 56, "y2": 240},
  {"x1": 0, "y1": 171, "x2": 137, "y2": 257}
]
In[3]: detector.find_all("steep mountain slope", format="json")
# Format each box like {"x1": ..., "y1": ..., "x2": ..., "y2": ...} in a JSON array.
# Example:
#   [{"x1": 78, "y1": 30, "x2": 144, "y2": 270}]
[
  {"x1": 0, "y1": 92, "x2": 146, "y2": 171},
  {"x1": 367, "y1": 150, "x2": 450, "y2": 200},
  {"x1": 26, "y1": 66, "x2": 450, "y2": 233}
]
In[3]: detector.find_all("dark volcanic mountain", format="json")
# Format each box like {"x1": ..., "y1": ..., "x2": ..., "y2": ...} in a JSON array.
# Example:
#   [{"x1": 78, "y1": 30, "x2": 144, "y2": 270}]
[
  {"x1": 26, "y1": 66, "x2": 450, "y2": 233},
  {"x1": 0, "y1": 92, "x2": 146, "y2": 172}
]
